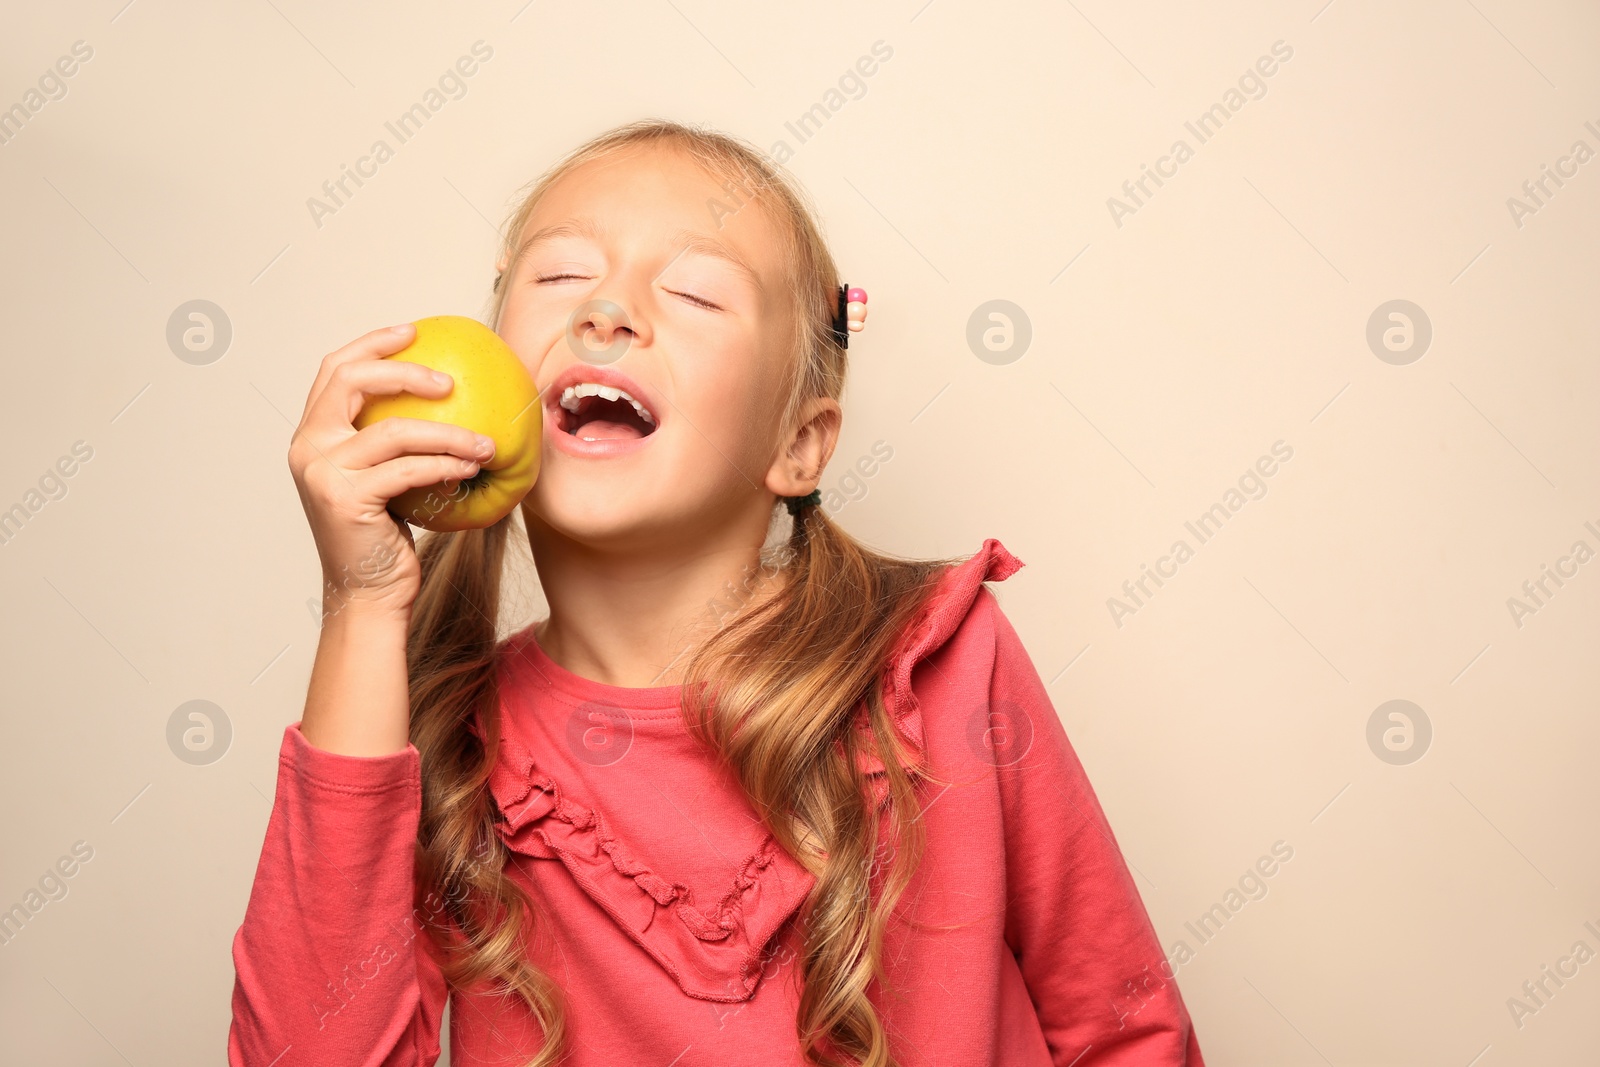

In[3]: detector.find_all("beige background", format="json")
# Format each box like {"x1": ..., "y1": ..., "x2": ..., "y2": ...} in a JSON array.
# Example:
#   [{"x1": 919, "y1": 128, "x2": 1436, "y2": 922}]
[{"x1": 2, "y1": 0, "x2": 1597, "y2": 1063}]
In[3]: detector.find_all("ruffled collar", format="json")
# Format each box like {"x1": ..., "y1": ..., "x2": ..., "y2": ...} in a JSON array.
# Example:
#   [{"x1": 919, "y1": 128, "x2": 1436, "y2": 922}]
[
  {"x1": 868, "y1": 537, "x2": 1024, "y2": 778},
  {"x1": 480, "y1": 538, "x2": 1023, "y2": 1001}
]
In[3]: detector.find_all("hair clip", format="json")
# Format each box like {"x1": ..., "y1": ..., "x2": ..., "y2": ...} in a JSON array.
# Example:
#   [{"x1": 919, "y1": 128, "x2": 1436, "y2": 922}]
[{"x1": 831, "y1": 285, "x2": 868, "y2": 348}]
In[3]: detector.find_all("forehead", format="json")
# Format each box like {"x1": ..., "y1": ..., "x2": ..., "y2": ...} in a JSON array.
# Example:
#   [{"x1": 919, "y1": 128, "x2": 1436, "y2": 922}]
[{"x1": 519, "y1": 142, "x2": 790, "y2": 283}]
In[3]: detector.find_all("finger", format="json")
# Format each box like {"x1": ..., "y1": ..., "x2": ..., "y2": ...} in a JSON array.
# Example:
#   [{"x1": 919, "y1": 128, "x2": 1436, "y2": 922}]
[
  {"x1": 305, "y1": 358, "x2": 456, "y2": 438},
  {"x1": 300, "y1": 324, "x2": 421, "y2": 422},
  {"x1": 333, "y1": 416, "x2": 495, "y2": 473},
  {"x1": 291, "y1": 359, "x2": 455, "y2": 474},
  {"x1": 352, "y1": 454, "x2": 482, "y2": 510}
]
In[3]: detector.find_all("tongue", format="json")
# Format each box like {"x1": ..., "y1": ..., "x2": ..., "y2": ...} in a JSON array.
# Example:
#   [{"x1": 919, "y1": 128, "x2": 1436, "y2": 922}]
[{"x1": 573, "y1": 419, "x2": 645, "y2": 440}]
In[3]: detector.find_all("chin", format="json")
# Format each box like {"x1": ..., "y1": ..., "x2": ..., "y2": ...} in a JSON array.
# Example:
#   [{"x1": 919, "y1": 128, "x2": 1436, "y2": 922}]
[
  {"x1": 524, "y1": 475, "x2": 763, "y2": 559},
  {"x1": 521, "y1": 485, "x2": 668, "y2": 550}
]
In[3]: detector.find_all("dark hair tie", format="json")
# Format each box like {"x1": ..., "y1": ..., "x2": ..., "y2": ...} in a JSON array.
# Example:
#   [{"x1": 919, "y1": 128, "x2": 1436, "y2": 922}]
[{"x1": 783, "y1": 488, "x2": 821, "y2": 515}]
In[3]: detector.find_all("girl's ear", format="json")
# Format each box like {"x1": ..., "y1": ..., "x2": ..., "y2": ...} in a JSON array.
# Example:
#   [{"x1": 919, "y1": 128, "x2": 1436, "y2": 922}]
[{"x1": 766, "y1": 396, "x2": 841, "y2": 497}]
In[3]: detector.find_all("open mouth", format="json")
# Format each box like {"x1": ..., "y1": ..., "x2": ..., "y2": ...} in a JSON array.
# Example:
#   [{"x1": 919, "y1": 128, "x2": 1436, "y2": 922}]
[{"x1": 556, "y1": 383, "x2": 658, "y2": 441}]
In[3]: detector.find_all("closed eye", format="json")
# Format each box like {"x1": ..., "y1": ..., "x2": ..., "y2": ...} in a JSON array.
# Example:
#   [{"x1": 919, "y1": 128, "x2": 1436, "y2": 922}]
[
  {"x1": 668, "y1": 289, "x2": 721, "y2": 311},
  {"x1": 535, "y1": 275, "x2": 718, "y2": 311}
]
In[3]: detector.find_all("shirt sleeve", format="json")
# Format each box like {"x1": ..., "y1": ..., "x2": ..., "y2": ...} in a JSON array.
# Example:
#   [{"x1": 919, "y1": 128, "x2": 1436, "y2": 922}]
[
  {"x1": 228, "y1": 722, "x2": 449, "y2": 1067},
  {"x1": 988, "y1": 597, "x2": 1205, "y2": 1065}
]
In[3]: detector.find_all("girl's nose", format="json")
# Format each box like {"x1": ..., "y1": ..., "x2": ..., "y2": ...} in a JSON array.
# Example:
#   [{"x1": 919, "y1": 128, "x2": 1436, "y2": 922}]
[{"x1": 568, "y1": 297, "x2": 642, "y2": 366}]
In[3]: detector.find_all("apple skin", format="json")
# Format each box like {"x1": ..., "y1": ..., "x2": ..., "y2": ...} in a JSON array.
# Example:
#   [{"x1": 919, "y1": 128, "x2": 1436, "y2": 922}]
[{"x1": 353, "y1": 315, "x2": 541, "y2": 532}]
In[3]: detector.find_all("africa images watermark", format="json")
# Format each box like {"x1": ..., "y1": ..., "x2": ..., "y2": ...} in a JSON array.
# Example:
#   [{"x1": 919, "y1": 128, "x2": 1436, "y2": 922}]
[
  {"x1": 0, "y1": 840, "x2": 95, "y2": 947},
  {"x1": 702, "y1": 39, "x2": 895, "y2": 233},
  {"x1": 1112, "y1": 840, "x2": 1296, "y2": 1030},
  {"x1": 304, "y1": 539, "x2": 405, "y2": 628},
  {"x1": 1505, "y1": 118, "x2": 1600, "y2": 230},
  {"x1": 0, "y1": 39, "x2": 94, "y2": 148},
  {"x1": 1504, "y1": 519, "x2": 1600, "y2": 630},
  {"x1": 310, "y1": 845, "x2": 497, "y2": 1031},
  {"x1": 820, "y1": 440, "x2": 894, "y2": 516},
  {"x1": 0, "y1": 440, "x2": 95, "y2": 549},
  {"x1": 766, "y1": 40, "x2": 894, "y2": 165},
  {"x1": 1504, "y1": 918, "x2": 1600, "y2": 1031},
  {"x1": 1107, "y1": 440, "x2": 1294, "y2": 627},
  {"x1": 305, "y1": 40, "x2": 494, "y2": 229},
  {"x1": 1106, "y1": 39, "x2": 1295, "y2": 228}
]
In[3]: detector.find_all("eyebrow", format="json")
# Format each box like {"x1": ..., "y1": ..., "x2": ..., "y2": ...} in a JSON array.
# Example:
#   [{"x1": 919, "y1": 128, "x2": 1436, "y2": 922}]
[
  {"x1": 661, "y1": 228, "x2": 764, "y2": 293},
  {"x1": 513, "y1": 217, "x2": 763, "y2": 293},
  {"x1": 513, "y1": 217, "x2": 606, "y2": 266}
]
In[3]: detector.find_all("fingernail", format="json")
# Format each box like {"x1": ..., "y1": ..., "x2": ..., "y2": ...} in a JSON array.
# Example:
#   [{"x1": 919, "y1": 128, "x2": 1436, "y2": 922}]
[
  {"x1": 390, "y1": 323, "x2": 414, "y2": 334},
  {"x1": 474, "y1": 435, "x2": 495, "y2": 456},
  {"x1": 432, "y1": 371, "x2": 451, "y2": 386}
]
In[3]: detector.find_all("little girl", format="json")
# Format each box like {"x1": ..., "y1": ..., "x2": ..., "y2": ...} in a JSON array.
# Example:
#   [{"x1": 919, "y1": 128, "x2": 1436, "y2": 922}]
[{"x1": 230, "y1": 120, "x2": 1204, "y2": 1067}]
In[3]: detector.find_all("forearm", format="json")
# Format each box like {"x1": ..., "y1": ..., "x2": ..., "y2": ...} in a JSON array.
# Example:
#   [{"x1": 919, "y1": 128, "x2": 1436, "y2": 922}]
[
  {"x1": 301, "y1": 600, "x2": 413, "y2": 756},
  {"x1": 229, "y1": 722, "x2": 447, "y2": 1066}
]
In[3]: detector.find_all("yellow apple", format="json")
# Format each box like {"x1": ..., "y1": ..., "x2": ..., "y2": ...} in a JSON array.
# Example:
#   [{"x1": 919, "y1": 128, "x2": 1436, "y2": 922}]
[{"x1": 353, "y1": 315, "x2": 541, "y2": 532}]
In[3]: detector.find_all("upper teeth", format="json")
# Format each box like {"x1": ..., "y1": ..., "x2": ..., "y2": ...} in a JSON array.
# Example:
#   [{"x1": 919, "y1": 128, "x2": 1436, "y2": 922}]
[{"x1": 559, "y1": 382, "x2": 655, "y2": 425}]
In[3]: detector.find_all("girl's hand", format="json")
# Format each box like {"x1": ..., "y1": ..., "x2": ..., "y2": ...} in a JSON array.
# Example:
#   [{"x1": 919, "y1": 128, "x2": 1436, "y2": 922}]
[{"x1": 287, "y1": 323, "x2": 497, "y2": 618}]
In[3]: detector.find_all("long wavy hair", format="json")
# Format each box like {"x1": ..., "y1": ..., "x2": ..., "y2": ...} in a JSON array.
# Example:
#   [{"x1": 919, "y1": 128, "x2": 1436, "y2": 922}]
[{"x1": 406, "y1": 119, "x2": 965, "y2": 1067}]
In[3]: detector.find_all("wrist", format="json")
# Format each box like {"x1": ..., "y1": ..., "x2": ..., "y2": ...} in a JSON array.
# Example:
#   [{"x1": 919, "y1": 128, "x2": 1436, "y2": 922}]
[{"x1": 319, "y1": 592, "x2": 413, "y2": 630}]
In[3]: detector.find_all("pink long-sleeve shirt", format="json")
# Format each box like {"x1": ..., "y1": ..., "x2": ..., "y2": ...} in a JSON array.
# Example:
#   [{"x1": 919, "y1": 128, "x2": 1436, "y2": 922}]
[{"x1": 229, "y1": 538, "x2": 1204, "y2": 1065}]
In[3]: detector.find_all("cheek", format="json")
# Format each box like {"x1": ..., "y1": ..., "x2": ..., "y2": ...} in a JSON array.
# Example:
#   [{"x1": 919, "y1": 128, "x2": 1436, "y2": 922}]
[
  {"x1": 496, "y1": 296, "x2": 562, "y2": 378},
  {"x1": 676, "y1": 330, "x2": 791, "y2": 455},
  {"x1": 679, "y1": 373, "x2": 771, "y2": 464}
]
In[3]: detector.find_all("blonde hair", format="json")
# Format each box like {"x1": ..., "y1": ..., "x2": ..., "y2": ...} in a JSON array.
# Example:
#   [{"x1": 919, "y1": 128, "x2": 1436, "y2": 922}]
[{"x1": 408, "y1": 119, "x2": 964, "y2": 1067}]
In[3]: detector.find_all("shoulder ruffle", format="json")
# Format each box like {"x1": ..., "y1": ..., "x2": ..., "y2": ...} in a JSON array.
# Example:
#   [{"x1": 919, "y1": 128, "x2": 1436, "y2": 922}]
[{"x1": 849, "y1": 538, "x2": 1024, "y2": 788}]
